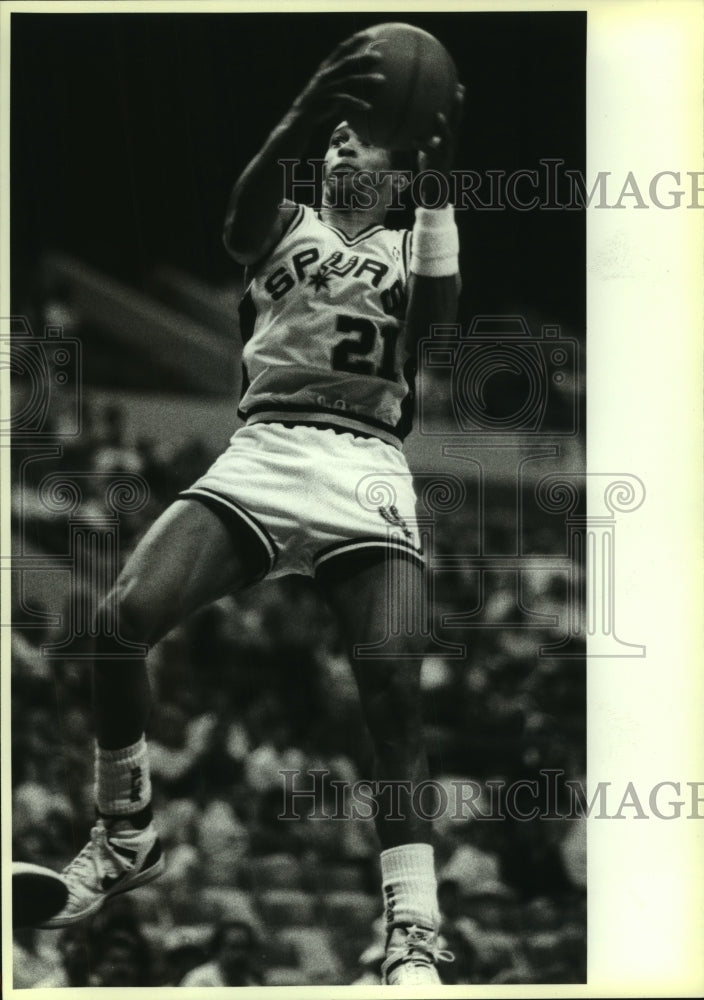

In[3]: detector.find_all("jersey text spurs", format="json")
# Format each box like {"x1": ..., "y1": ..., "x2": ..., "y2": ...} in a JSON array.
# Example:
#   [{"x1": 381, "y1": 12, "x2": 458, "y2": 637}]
[{"x1": 238, "y1": 204, "x2": 414, "y2": 447}]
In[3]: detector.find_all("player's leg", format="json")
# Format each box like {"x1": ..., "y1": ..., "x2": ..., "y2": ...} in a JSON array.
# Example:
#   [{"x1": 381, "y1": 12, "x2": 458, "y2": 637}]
[
  {"x1": 93, "y1": 496, "x2": 267, "y2": 747},
  {"x1": 44, "y1": 497, "x2": 269, "y2": 928},
  {"x1": 319, "y1": 550, "x2": 431, "y2": 845},
  {"x1": 316, "y1": 549, "x2": 451, "y2": 985}
]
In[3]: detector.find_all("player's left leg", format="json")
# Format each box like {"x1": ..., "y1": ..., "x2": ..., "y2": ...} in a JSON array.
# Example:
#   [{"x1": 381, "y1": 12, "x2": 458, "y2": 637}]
[
  {"x1": 316, "y1": 549, "x2": 452, "y2": 986},
  {"x1": 40, "y1": 497, "x2": 269, "y2": 929}
]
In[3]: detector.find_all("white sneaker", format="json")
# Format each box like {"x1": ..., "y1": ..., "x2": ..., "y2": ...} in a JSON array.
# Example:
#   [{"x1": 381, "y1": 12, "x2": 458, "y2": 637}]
[
  {"x1": 41, "y1": 818, "x2": 164, "y2": 928},
  {"x1": 382, "y1": 923, "x2": 453, "y2": 985}
]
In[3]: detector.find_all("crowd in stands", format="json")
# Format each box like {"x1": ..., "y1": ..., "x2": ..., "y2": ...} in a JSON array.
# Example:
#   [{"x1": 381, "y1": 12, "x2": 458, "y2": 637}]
[{"x1": 11, "y1": 394, "x2": 586, "y2": 987}]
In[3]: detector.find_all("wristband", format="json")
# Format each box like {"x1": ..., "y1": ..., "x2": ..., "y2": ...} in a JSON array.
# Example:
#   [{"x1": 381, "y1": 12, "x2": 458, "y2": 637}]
[{"x1": 410, "y1": 205, "x2": 459, "y2": 278}]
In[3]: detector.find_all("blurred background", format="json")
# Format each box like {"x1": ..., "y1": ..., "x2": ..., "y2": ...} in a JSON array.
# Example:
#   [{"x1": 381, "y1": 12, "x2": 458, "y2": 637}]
[{"x1": 10, "y1": 10, "x2": 586, "y2": 987}]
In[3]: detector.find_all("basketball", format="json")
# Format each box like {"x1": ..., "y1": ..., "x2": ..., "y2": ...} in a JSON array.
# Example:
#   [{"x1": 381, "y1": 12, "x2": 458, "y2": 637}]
[
  {"x1": 348, "y1": 23, "x2": 458, "y2": 150},
  {"x1": 12, "y1": 862, "x2": 69, "y2": 928}
]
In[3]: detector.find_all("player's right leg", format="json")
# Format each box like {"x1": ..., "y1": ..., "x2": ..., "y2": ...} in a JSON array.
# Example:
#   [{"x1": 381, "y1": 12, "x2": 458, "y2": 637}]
[{"x1": 42, "y1": 497, "x2": 268, "y2": 928}]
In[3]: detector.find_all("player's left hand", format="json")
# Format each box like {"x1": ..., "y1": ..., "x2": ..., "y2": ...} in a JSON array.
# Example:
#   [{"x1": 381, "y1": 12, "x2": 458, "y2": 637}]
[{"x1": 415, "y1": 83, "x2": 465, "y2": 181}]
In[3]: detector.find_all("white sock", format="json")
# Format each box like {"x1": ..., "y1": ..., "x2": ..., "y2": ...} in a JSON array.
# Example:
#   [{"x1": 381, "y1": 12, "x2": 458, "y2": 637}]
[
  {"x1": 380, "y1": 843, "x2": 441, "y2": 932},
  {"x1": 95, "y1": 736, "x2": 152, "y2": 818}
]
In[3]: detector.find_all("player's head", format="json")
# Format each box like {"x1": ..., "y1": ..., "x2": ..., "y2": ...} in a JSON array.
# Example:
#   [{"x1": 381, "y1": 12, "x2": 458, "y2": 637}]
[
  {"x1": 322, "y1": 121, "x2": 410, "y2": 213},
  {"x1": 324, "y1": 120, "x2": 392, "y2": 175},
  {"x1": 212, "y1": 919, "x2": 258, "y2": 983}
]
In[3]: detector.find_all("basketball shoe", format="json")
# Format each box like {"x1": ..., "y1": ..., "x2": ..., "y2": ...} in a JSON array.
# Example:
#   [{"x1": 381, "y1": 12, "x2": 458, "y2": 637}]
[
  {"x1": 381, "y1": 923, "x2": 453, "y2": 985},
  {"x1": 41, "y1": 816, "x2": 164, "y2": 928}
]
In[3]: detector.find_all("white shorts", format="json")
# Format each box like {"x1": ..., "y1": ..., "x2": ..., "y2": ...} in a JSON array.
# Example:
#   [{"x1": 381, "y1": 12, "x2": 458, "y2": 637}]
[{"x1": 180, "y1": 422, "x2": 424, "y2": 580}]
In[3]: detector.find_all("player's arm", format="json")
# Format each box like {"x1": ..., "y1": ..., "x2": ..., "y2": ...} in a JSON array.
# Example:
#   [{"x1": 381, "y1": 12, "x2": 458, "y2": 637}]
[
  {"x1": 223, "y1": 32, "x2": 384, "y2": 265},
  {"x1": 405, "y1": 271, "x2": 461, "y2": 350},
  {"x1": 404, "y1": 86, "x2": 464, "y2": 352}
]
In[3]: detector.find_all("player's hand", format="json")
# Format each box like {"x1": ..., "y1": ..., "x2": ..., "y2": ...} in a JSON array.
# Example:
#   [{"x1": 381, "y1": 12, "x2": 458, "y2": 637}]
[
  {"x1": 416, "y1": 83, "x2": 465, "y2": 180},
  {"x1": 291, "y1": 31, "x2": 385, "y2": 125}
]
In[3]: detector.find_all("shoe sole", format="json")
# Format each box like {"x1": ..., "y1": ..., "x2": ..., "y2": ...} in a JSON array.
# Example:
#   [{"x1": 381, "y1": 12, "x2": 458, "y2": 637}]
[
  {"x1": 40, "y1": 854, "x2": 166, "y2": 929},
  {"x1": 384, "y1": 964, "x2": 442, "y2": 986}
]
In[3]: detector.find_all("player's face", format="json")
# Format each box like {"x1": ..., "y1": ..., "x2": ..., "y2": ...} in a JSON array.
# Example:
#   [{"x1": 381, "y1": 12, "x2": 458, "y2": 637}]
[
  {"x1": 325, "y1": 121, "x2": 392, "y2": 173},
  {"x1": 323, "y1": 121, "x2": 393, "y2": 199}
]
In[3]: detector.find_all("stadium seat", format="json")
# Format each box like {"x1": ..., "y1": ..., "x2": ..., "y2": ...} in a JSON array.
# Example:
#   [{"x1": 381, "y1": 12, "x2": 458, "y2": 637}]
[
  {"x1": 130, "y1": 884, "x2": 163, "y2": 924},
  {"x1": 258, "y1": 934, "x2": 298, "y2": 969},
  {"x1": 264, "y1": 967, "x2": 312, "y2": 986},
  {"x1": 163, "y1": 886, "x2": 213, "y2": 925},
  {"x1": 322, "y1": 891, "x2": 380, "y2": 929},
  {"x1": 200, "y1": 887, "x2": 264, "y2": 937},
  {"x1": 329, "y1": 923, "x2": 378, "y2": 974},
  {"x1": 257, "y1": 889, "x2": 318, "y2": 927},
  {"x1": 200, "y1": 848, "x2": 246, "y2": 887},
  {"x1": 318, "y1": 862, "x2": 367, "y2": 893},
  {"x1": 162, "y1": 924, "x2": 212, "y2": 953},
  {"x1": 140, "y1": 923, "x2": 166, "y2": 950},
  {"x1": 251, "y1": 852, "x2": 304, "y2": 890},
  {"x1": 279, "y1": 926, "x2": 343, "y2": 984}
]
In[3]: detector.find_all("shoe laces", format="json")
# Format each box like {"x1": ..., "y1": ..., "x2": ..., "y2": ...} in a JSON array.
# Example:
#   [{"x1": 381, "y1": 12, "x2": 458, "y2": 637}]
[
  {"x1": 387, "y1": 924, "x2": 455, "y2": 970},
  {"x1": 62, "y1": 820, "x2": 127, "y2": 892}
]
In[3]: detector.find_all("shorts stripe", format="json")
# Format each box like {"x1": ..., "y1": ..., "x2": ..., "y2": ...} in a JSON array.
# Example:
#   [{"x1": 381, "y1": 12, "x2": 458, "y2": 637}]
[
  {"x1": 402, "y1": 229, "x2": 412, "y2": 279},
  {"x1": 241, "y1": 406, "x2": 403, "y2": 449},
  {"x1": 179, "y1": 487, "x2": 278, "y2": 570},
  {"x1": 313, "y1": 536, "x2": 425, "y2": 573}
]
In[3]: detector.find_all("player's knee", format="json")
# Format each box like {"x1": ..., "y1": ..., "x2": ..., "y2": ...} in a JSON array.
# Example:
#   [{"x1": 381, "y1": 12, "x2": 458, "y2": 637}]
[
  {"x1": 347, "y1": 630, "x2": 427, "y2": 670},
  {"x1": 357, "y1": 664, "x2": 424, "y2": 748}
]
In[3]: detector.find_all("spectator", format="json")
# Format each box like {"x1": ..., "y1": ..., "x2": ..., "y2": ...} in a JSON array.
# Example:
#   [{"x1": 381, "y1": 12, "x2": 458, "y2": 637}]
[
  {"x1": 149, "y1": 703, "x2": 218, "y2": 798},
  {"x1": 10, "y1": 350, "x2": 585, "y2": 986},
  {"x1": 158, "y1": 843, "x2": 208, "y2": 925},
  {"x1": 160, "y1": 927, "x2": 210, "y2": 986},
  {"x1": 198, "y1": 799, "x2": 250, "y2": 885},
  {"x1": 91, "y1": 403, "x2": 143, "y2": 476},
  {"x1": 34, "y1": 925, "x2": 91, "y2": 987},
  {"x1": 437, "y1": 879, "x2": 478, "y2": 984},
  {"x1": 87, "y1": 929, "x2": 153, "y2": 987},
  {"x1": 179, "y1": 919, "x2": 263, "y2": 986},
  {"x1": 12, "y1": 928, "x2": 62, "y2": 988},
  {"x1": 245, "y1": 719, "x2": 306, "y2": 795},
  {"x1": 351, "y1": 941, "x2": 384, "y2": 986}
]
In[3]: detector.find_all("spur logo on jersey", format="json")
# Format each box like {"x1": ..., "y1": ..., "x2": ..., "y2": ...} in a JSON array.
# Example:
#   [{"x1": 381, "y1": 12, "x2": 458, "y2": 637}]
[
  {"x1": 265, "y1": 247, "x2": 391, "y2": 301},
  {"x1": 378, "y1": 505, "x2": 414, "y2": 541}
]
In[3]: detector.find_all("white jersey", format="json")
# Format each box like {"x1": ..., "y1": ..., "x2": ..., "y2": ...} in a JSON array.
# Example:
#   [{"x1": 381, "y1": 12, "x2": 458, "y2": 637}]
[{"x1": 238, "y1": 204, "x2": 413, "y2": 448}]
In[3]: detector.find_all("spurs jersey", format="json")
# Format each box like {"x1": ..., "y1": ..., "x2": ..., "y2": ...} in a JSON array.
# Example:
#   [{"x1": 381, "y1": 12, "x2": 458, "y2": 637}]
[{"x1": 238, "y1": 204, "x2": 413, "y2": 448}]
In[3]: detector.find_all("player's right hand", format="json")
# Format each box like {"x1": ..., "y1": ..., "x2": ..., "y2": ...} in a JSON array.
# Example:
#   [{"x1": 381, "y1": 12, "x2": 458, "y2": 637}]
[
  {"x1": 291, "y1": 31, "x2": 385, "y2": 125},
  {"x1": 416, "y1": 83, "x2": 465, "y2": 180}
]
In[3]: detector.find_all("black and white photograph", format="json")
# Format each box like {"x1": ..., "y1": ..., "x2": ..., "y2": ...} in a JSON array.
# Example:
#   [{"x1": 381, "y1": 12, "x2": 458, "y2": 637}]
[{"x1": 2, "y1": 1, "x2": 701, "y2": 995}]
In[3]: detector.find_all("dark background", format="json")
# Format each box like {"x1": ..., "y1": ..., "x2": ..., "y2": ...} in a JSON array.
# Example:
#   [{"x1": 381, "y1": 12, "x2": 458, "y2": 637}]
[{"x1": 11, "y1": 10, "x2": 585, "y2": 330}]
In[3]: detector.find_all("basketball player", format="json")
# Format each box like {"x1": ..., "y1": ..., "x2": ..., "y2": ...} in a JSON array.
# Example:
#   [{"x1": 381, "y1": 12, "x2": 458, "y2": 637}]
[{"x1": 43, "y1": 32, "x2": 463, "y2": 986}]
